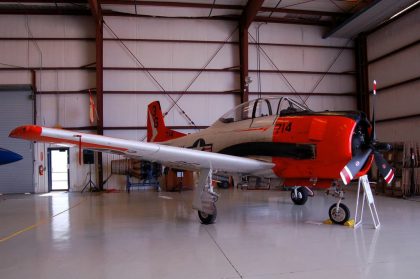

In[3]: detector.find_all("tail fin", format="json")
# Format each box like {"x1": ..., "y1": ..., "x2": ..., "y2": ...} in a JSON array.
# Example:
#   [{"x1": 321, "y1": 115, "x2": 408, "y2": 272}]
[{"x1": 147, "y1": 101, "x2": 186, "y2": 142}]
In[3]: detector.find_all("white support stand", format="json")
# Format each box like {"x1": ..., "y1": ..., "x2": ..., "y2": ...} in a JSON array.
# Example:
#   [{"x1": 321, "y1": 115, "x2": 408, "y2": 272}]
[{"x1": 354, "y1": 175, "x2": 381, "y2": 229}]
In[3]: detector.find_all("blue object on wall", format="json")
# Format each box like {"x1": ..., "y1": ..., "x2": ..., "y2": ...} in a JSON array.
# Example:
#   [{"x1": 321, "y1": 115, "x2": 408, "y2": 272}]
[{"x1": 0, "y1": 147, "x2": 23, "y2": 165}]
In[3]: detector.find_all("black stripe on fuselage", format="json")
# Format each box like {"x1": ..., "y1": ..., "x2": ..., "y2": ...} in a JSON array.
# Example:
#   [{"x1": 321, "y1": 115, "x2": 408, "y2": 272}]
[{"x1": 219, "y1": 142, "x2": 316, "y2": 160}]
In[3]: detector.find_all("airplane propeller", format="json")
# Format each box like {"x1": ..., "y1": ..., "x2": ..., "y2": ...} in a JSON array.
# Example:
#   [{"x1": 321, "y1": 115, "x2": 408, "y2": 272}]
[
  {"x1": 371, "y1": 80, "x2": 377, "y2": 142},
  {"x1": 373, "y1": 150, "x2": 394, "y2": 184},
  {"x1": 340, "y1": 80, "x2": 395, "y2": 185}
]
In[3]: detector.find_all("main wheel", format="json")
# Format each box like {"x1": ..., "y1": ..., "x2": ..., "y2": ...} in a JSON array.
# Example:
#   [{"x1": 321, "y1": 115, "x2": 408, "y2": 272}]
[
  {"x1": 198, "y1": 208, "x2": 217, "y2": 224},
  {"x1": 291, "y1": 187, "x2": 308, "y2": 205},
  {"x1": 218, "y1": 180, "x2": 229, "y2": 189},
  {"x1": 328, "y1": 203, "x2": 350, "y2": 225}
]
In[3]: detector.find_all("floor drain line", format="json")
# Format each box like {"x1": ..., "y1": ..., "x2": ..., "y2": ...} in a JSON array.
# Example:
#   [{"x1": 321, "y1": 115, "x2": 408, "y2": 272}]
[{"x1": 205, "y1": 227, "x2": 243, "y2": 278}]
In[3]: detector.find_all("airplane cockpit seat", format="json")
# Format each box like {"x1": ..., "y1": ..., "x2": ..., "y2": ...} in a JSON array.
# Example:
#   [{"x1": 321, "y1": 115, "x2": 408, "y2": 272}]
[{"x1": 280, "y1": 107, "x2": 298, "y2": 116}]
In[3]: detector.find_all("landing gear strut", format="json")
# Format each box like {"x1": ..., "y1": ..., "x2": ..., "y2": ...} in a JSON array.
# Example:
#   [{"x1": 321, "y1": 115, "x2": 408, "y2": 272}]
[
  {"x1": 290, "y1": 186, "x2": 314, "y2": 205},
  {"x1": 327, "y1": 183, "x2": 350, "y2": 225},
  {"x1": 193, "y1": 168, "x2": 219, "y2": 224}
]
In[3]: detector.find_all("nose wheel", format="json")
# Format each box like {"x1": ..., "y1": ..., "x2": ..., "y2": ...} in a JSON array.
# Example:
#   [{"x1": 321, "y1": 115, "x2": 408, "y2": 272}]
[
  {"x1": 328, "y1": 203, "x2": 350, "y2": 225},
  {"x1": 327, "y1": 183, "x2": 350, "y2": 225}
]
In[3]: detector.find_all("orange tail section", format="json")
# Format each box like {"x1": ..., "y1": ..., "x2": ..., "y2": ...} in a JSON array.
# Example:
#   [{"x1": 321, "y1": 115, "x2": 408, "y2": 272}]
[{"x1": 147, "y1": 101, "x2": 186, "y2": 142}]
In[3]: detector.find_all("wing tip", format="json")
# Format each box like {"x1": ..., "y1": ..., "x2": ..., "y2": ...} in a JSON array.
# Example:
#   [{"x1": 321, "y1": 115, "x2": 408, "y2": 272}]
[{"x1": 9, "y1": 125, "x2": 42, "y2": 140}]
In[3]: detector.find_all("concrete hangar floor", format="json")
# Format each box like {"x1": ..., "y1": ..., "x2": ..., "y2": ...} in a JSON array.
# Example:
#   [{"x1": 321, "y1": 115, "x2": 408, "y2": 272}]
[{"x1": 0, "y1": 188, "x2": 419, "y2": 279}]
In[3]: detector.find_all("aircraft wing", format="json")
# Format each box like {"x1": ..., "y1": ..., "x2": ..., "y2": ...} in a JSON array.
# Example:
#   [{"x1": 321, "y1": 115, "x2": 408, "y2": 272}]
[{"x1": 10, "y1": 125, "x2": 275, "y2": 174}]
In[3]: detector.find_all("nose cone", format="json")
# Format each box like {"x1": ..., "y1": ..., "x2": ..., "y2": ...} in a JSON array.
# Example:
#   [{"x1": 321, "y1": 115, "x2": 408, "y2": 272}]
[
  {"x1": 9, "y1": 125, "x2": 42, "y2": 140},
  {"x1": 0, "y1": 148, "x2": 23, "y2": 165}
]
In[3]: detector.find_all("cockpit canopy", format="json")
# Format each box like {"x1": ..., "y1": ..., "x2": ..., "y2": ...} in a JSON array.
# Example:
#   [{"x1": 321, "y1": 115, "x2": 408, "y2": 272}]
[{"x1": 219, "y1": 97, "x2": 311, "y2": 123}]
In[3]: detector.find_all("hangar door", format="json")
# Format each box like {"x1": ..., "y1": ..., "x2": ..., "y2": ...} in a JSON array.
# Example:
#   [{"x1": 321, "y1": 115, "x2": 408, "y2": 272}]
[{"x1": 0, "y1": 86, "x2": 34, "y2": 194}]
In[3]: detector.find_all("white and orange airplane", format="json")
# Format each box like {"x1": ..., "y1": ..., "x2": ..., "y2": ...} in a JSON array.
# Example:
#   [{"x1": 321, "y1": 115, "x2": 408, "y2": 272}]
[{"x1": 10, "y1": 96, "x2": 394, "y2": 224}]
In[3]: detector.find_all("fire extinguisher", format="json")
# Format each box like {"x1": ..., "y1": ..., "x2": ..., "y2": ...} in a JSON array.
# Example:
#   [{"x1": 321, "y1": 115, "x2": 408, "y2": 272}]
[
  {"x1": 39, "y1": 165, "x2": 44, "y2": 176},
  {"x1": 39, "y1": 151, "x2": 45, "y2": 176}
]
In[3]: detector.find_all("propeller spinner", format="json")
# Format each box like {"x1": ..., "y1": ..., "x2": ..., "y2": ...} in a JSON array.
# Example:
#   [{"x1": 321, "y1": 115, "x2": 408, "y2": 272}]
[{"x1": 340, "y1": 80, "x2": 395, "y2": 185}]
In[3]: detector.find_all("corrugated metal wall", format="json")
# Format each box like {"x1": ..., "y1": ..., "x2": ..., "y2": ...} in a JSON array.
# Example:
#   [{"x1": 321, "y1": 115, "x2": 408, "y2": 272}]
[
  {"x1": 367, "y1": 7, "x2": 420, "y2": 142},
  {"x1": 0, "y1": 15, "x2": 95, "y2": 192},
  {"x1": 247, "y1": 23, "x2": 355, "y2": 110},
  {"x1": 0, "y1": 87, "x2": 34, "y2": 194}
]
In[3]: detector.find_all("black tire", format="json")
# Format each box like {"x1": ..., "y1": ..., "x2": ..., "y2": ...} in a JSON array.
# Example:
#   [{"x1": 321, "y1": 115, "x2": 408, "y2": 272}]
[
  {"x1": 198, "y1": 208, "x2": 217, "y2": 224},
  {"x1": 219, "y1": 180, "x2": 229, "y2": 189},
  {"x1": 291, "y1": 187, "x2": 308, "y2": 205},
  {"x1": 328, "y1": 203, "x2": 350, "y2": 225}
]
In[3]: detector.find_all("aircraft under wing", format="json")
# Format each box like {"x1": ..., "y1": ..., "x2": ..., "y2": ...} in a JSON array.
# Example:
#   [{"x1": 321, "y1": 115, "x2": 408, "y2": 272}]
[{"x1": 10, "y1": 125, "x2": 275, "y2": 174}]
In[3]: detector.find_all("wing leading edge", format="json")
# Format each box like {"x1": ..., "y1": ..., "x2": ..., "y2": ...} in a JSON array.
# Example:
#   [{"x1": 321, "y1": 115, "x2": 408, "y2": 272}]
[{"x1": 10, "y1": 125, "x2": 275, "y2": 174}]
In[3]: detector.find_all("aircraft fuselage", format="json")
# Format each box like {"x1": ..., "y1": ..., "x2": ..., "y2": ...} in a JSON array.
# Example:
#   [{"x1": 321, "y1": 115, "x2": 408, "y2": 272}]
[{"x1": 162, "y1": 111, "x2": 372, "y2": 188}]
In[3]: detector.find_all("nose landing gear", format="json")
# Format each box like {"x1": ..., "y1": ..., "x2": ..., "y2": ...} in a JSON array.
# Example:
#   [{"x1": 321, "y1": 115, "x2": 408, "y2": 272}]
[{"x1": 326, "y1": 184, "x2": 350, "y2": 225}]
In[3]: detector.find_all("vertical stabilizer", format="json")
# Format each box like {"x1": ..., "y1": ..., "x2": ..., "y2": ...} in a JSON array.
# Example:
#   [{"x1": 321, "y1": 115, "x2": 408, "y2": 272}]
[{"x1": 147, "y1": 101, "x2": 186, "y2": 142}]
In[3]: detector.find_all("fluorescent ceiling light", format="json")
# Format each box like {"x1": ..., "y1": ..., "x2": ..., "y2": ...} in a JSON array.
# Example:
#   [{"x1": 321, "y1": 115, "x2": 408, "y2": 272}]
[{"x1": 390, "y1": 0, "x2": 420, "y2": 19}]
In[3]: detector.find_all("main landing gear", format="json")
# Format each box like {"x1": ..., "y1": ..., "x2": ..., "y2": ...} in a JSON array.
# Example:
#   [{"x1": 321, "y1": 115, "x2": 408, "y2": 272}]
[
  {"x1": 291, "y1": 184, "x2": 351, "y2": 225},
  {"x1": 326, "y1": 183, "x2": 350, "y2": 225},
  {"x1": 193, "y1": 168, "x2": 219, "y2": 224},
  {"x1": 290, "y1": 186, "x2": 314, "y2": 205}
]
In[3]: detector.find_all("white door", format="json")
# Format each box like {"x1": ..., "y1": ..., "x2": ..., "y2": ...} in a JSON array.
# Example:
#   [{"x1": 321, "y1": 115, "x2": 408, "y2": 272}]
[{"x1": 50, "y1": 149, "x2": 69, "y2": 191}]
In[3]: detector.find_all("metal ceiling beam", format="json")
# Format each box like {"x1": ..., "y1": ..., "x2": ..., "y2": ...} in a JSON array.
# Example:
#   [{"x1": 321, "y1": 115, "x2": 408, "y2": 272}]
[
  {"x1": 0, "y1": 0, "x2": 86, "y2": 3},
  {"x1": 0, "y1": 8, "x2": 90, "y2": 15},
  {"x1": 0, "y1": 9, "x2": 330, "y2": 26},
  {"x1": 99, "y1": 0, "x2": 344, "y2": 18},
  {"x1": 88, "y1": 0, "x2": 101, "y2": 19},
  {"x1": 0, "y1": 0, "x2": 350, "y2": 20},
  {"x1": 88, "y1": 0, "x2": 104, "y2": 190},
  {"x1": 240, "y1": 0, "x2": 264, "y2": 29},
  {"x1": 259, "y1": 7, "x2": 345, "y2": 17},
  {"x1": 0, "y1": 37, "x2": 352, "y2": 49},
  {"x1": 366, "y1": 1, "x2": 420, "y2": 35},
  {"x1": 254, "y1": 16, "x2": 331, "y2": 26},
  {"x1": 101, "y1": 11, "x2": 330, "y2": 26},
  {"x1": 324, "y1": 0, "x2": 418, "y2": 38},
  {"x1": 99, "y1": 0, "x2": 243, "y2": 9}
]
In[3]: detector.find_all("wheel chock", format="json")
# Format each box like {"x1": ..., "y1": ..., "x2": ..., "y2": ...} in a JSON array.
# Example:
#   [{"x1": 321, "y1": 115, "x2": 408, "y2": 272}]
[
  {"x1": 323, "y1": 219, "x2": 333, "y2": 225},
  {"x1": 323, "y1": 219, "x2": 355, "y2": 228},
  {"x1": 344, "y1": 219, "x2": 355, "y2": 227}
]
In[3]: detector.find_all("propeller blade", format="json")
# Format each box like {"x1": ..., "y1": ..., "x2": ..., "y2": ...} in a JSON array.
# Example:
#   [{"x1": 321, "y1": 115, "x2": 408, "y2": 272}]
[
  {"x1": 373, "y1": 150, "x2": 395, "y2": 184},
  {"x1": 340, "y1": 149, "x2": 372, "y2": 185},
  {"x1": 371, "y1": 80, "x2": 377, "y2": 141}
]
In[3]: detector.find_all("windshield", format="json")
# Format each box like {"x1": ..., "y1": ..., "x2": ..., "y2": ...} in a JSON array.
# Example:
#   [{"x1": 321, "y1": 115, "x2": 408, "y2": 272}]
[
  {"x1": 219, "y1": 97, "x2": 310, "y2": 123},
  {"x1": 277, "y1": 97, "x2": 309, "y2": 116}
]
